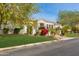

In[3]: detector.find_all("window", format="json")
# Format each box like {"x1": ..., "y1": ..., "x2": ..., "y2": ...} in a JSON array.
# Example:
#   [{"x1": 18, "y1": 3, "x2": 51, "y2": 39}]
[
  {"x1": 40, "y1": 23, "x2": 44, "y2": 27},
  {"x1": 47, "y1": 24, "x2": 49, "y2": 29}
]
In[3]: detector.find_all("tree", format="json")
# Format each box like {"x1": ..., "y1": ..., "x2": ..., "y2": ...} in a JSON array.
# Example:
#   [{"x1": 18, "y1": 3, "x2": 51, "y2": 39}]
[
  {"x1": 10, "y1": 3, "x2": 39, "y2": 27},
  {"x1": 59, "y1": 11, "x2": 79, "y2": 26},
  {"x1": 0, "y1": 4, "x2": 12, "y2": 28},
  {"x1": 0, "y1": 3, "x2": 39, "y2": 29},
  {"x1": 59, "y1": 11, "x2": 79, "y2": 33}
]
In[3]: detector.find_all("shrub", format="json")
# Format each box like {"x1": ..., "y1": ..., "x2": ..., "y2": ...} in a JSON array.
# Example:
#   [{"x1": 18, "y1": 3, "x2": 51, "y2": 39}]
[
  {"x1": 65, "y1": 32, "x2": 79, "y2": 37},
  {"x1": 62, "y1": 25, "x2": 71, "y2": 33},
  {"x1": 14, "y1": 28, "x2": 21, "y2": 34},
  {"x1": 40, "y1": 28, "x2": 48, "y2": 36},
  {"x1": 76, "y1": 27, "x2": 79, "y2": 33},
  {"x1": 71, "y1": 26, "x2": 79, "y2": 33},
  {"x1": 3, "y1": 28, "x2": 9, "y2": 34},
  {"x1": 50, "y1": 29, "x2": 56, "y2": 34},
  {"x1": 27, "y1": 25, "x2": 32, "y2": 35}
]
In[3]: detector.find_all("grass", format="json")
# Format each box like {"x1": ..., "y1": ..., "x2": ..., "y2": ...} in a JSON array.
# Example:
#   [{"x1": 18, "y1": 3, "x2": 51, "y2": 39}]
[
  {"x1": 0, "y1": 35, "x2": 55, "y2": 48},
  {"x1": 65, "y1": 32, "x2": 79, "y2": 37}
]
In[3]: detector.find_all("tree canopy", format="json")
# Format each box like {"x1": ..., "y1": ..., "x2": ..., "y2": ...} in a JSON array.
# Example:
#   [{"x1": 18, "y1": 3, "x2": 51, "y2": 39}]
[
  {"x1": 0, "y1": 3, "x2": 39, "y2": 28},
  {"x1": 58, "y1": 11, "x2": 79, "y2": 26}
]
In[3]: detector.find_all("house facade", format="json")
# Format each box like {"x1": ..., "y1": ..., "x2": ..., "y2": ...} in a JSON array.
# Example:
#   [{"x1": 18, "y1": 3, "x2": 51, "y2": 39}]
[
  {"x1": 37, "y1": 19, "x2": 54, "y2": 30},
  {"x1": 0, "y1": 19, "x2": 62, "y2": 36},
  {"x1": 14, "y1": 19, "x2": 62, "y2": 36},
  {"x1": 19, "y1": 19, "x2": 56, "y2": 35}
]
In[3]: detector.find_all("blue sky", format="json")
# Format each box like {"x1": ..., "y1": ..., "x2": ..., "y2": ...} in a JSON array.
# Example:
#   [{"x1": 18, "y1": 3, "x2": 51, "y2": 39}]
[{"x1": 32, "y1": 3, "x2": 79, "y2": 22}]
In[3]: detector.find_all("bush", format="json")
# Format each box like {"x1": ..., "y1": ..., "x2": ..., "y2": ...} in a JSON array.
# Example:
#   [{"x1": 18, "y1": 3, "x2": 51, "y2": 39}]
[
  {"x1": 3, "y1": 28, "x2": 9, "y2": 34},
  {"x1": 65, "y1": 32, "x2": 79, "y2": 37},
  {"x1": 40, "y1": 28, "x2": 48, "y2": 36},
  {"x1": 71, "y1": 26, "x2": 76, "y2": 33},
  {"x1": 14, "y1": 28, "x2": 21, "y2": 34},
  {"x1": 50, "y1": 29, "x2": 56, "y2": 34},
  {"x1": 71, "y1": 26, "x2": 79, "y2": 33},
  {"x1": 62, "y1": 25, "x2": 71, "y2": 34},
  {"x1": 76, "y1": 27, "x2": 79, "y2": 33},
  {"x1": 27, "y1": 25, "x2": 32, "y2": 35}
]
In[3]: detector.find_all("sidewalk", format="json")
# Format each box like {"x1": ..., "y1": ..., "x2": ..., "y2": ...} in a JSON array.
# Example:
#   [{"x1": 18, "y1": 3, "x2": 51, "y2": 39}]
[
  {"x1": 54, "y1": 34, "x2": 76, "y2": 40},
  {"x1": 61, "y1": 37, "x2": 75, "y2": 40}
]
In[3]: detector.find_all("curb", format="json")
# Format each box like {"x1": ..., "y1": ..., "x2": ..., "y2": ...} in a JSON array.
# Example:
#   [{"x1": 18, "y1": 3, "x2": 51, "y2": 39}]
[
  {"x1": 61, "y1": 37, "x2": 75, "y2": 40},
  {"x1": 0, "y1": 37, "x2": 75, "y2": 52},
  {"x1": 0, "y1": 40, "x2": 58, "y2": 52}
]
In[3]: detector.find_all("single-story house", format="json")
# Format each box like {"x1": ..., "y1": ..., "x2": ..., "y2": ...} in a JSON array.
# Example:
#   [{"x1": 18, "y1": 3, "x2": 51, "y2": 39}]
[
  {"x1": 0, "y1": 19, "x2": 62, "y2": 36},
  {"x1": 19, "y1": 19, "x2": 62, "y2": 36}
]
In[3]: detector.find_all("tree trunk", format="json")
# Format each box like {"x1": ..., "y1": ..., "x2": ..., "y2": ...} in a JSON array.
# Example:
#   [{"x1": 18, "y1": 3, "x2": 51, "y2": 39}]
[{"x1": 0, "y1": 13, "x2": 3, "y2": 34}]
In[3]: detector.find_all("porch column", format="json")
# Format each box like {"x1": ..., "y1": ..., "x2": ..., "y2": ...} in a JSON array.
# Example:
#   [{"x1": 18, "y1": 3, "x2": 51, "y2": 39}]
[
  {"x1": 19, "y1": 25, "x2": 27, "y2": 34},
  {"x1": 32, "y1": 27, "x2": 36, "y2": 35}
]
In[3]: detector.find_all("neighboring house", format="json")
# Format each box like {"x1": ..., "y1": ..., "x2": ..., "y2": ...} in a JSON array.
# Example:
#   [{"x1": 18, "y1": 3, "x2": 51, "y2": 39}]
[{"x1": 53, "y1": 23, "x2": 62, "y2": 29}]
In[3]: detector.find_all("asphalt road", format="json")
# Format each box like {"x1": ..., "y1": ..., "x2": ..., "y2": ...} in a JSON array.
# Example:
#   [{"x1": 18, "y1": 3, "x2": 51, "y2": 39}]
[{"x1": 0, "y1": 38, "x2": 79, "y2": 56}]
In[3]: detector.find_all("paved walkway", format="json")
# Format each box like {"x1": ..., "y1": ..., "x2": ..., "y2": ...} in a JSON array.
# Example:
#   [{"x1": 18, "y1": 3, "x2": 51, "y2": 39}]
[{"x1": 54, "y1": 34, "x2": 75, "y2": 40}]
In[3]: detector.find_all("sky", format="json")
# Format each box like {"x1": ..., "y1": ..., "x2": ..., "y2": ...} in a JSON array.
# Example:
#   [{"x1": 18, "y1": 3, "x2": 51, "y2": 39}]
[{"x1": 32, "y1": 3, "x2": 79, "y2": 22}]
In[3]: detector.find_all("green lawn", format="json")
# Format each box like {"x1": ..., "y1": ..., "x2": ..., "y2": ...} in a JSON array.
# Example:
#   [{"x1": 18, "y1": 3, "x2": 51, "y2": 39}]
[
  {"x1": 65, "y1": 32, "x2": 79, "y2": 37},
  {"x1": 0, "y1": 35, "x2": 55, "y2": 48}
]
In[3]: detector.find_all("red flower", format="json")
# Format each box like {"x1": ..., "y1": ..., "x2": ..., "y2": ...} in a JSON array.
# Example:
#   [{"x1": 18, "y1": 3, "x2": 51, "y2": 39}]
[{"x1": 40, "y1": 28, "x2": 48, "y2": 35}]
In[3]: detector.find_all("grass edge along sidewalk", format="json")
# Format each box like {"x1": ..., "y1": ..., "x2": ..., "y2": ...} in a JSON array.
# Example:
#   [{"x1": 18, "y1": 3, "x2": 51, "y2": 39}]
[
  {"x1": 0, "y1": 35, "x2": 75, "y2": 52},
  {"x1": 0, "y1": 35, "x2": 55, "y2": 48},
  {"x1": 0, "y1": 40, "x2": 58, "y2": 52},
  {"x1": 0, "y1": 37, "x2": 75, "y2": 52}
]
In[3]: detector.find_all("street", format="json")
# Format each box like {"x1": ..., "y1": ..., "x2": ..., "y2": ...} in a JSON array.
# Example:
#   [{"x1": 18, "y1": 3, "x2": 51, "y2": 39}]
[{"x1": 0, "y1": 38, "x2": 79, "y2": 56}]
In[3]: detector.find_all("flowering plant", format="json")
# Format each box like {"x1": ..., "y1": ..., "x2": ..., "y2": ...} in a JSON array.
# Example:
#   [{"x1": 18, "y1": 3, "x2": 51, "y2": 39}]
[{"x1": 40, "y1": 28, "x2": 48, "y2": 35}]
